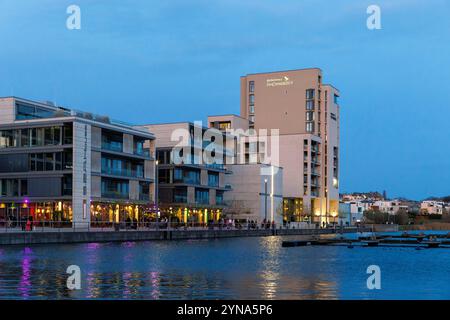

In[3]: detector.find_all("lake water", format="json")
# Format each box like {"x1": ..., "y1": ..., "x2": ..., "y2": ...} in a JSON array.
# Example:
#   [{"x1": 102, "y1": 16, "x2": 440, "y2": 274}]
[{"x1": 1, "y1": 232, "x2": 450, "y2": 300}]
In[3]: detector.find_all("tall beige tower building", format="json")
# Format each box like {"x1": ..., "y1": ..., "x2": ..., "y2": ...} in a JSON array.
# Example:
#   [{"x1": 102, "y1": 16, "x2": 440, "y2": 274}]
[{"x1": 240, "y1": 68, "x2": 340, "y2": 225}]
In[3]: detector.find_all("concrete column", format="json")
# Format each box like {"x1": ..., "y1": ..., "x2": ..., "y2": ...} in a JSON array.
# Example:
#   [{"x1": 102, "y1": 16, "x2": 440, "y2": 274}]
[
  {"x1": 200, "y1": 170, "x2": 208, "y2": 186},
  {"x1": 187, "y1": 186, "x2": 195, "y2": 204},
  {"x1": 91, "y1": 126, "x2": 102, "y2": 149},
  {"x1": 129, "y1": 180, "x2": 139, "y2": 201},
  {"x1": 72, "y1": 121, "x2": 91, "y2": 229}
]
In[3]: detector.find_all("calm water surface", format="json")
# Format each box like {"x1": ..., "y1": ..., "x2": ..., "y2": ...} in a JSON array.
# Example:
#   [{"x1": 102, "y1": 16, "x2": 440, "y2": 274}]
[{"x1": 1, "y1": 232, "x2": 450, "y2": 300}]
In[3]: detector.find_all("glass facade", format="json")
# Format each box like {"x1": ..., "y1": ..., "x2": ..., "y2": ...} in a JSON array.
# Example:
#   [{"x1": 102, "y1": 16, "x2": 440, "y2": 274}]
[
  {"x1": 0, "y1": 124, "x2": 72, "y2": 149},
  {"x1": 173, "y1": 168, "x2": 200, "y2": 185},
  {"x1": 195, "y1": 188, "x2": 209, "y2": 205},
  {"x1": 101, "y1": 178, "x2": 129, "y2": 199},
  {"x1": 173, "y1": 187, "x2": 187, "y2": 203},
  {"x1": 208, "y1": 172, "x2": 219, "y2": 187},
  {"x1": 15, "y1": 103, "x2": 55, "y2": 120},
  {"x1": 101, "y1": 130, "x2": 123, "y2": 152},
  {"x1": 101, "y1": 156, "x2": 144, "y2": 178}
]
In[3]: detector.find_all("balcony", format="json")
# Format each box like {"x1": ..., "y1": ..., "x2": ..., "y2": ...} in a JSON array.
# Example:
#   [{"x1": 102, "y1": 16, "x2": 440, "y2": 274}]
[
  {"x1": 311, "y1": 181, "x2": 320, "y2": 188},
  {"x1": 101, "y1": 191, "x2": 129, "y2": 199},
  {"x1": 311, "y1": 146, "x2": 320, "y2": 154},
  {"x1": 101, "y1": 167, "x2": 144, "y2": 179},
  {"x1": 102, "y1": 141, "x2": 123, "y2": 153}
]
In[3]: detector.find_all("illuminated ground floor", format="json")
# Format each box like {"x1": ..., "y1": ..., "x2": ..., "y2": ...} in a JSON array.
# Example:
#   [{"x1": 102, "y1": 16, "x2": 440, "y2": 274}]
[
  {"x1": 159, "y1": 205, "x2": 223, "y2": 225},
  {"x1": 283, "y1": 197, "x2": 340, "y2": 226},
  {"x1": 0, "y1": 199, "x2": 156, "y2": 228},
  {"x1": 0, "y1": 200, "x2": 73, "y2": 227}
]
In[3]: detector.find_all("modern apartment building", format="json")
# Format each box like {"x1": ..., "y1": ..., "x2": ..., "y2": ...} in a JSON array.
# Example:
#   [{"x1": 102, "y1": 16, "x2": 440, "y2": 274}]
[
  {"x1": 208, "y1": 114, "x2": 284, "y2": 224},
  {"x1": 0, "y1": 97, "x2": 156, "y2": 228},
  {"x1": 137, "y1": 122, "x2": 232, "y2": 224},
  {"x1": 239, "y1": 68, "x2": 340, "y2": 225}
]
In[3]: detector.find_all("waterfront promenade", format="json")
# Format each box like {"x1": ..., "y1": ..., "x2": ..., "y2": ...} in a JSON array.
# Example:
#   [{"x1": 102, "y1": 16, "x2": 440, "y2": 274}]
[{"x1": 0, "y1": 223, "x2": 367, "y2": 245}]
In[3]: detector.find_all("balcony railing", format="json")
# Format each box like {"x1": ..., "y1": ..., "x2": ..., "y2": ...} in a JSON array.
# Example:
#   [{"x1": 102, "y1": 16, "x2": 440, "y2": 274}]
[
  {"x1": 101, "y1": 167, "x2": 144, "y2": 178},
  {"x1": 102, "y1": 142, "x2": 123, "y2": 152},
  {"x1": 101, "y1": 191, "x2": 129, "y2": 199}
]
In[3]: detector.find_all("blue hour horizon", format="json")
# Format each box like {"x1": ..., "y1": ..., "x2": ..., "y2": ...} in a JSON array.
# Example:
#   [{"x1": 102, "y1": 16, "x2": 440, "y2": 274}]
[{"x1": 1, "y1": 0, "x2": 449, "y2": 200}]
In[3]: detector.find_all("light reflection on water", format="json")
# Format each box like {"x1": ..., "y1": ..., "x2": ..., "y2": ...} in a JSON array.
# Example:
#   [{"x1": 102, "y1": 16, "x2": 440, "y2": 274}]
[{"x1": 0, "y1": 234, "x2": 449, "y2": 299}]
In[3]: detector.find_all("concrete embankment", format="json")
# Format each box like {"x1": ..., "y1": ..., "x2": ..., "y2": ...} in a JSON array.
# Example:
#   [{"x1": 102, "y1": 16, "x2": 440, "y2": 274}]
[{"x1": 0, "y1": 227, "x2": 368, "y2": 245}]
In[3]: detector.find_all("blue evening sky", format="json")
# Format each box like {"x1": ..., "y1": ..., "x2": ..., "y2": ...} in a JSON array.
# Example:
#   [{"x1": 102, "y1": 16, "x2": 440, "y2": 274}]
[{"x1": 0, "y1": 0, "x2": 449, "y2": 200}]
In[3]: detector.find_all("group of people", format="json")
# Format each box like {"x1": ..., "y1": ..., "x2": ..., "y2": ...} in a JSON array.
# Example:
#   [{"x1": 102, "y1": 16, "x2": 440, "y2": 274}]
[{"x1": 0, "y1": 215, "x2": 35, "y2": 231}]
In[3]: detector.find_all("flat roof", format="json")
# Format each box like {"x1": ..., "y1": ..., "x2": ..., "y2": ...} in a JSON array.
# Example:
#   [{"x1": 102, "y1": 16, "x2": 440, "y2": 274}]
[
  {"x1": 207, "y1": 114, "x2": 248, "y2": 120},
  {"x1": 0, "y1": 96, "x2": 155, "y2": 138},
  {"x1": 241, "y1": 67, "x2": 322, "y2": 77}
]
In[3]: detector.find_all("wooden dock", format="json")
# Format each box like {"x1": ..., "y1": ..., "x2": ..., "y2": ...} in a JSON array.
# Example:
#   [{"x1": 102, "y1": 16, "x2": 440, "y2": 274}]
[{"x1": 282, "y1": 232, "x2": 450, "y2": 249}]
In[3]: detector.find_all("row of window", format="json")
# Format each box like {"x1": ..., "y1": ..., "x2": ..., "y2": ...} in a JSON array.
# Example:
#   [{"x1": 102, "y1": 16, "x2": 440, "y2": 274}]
[
  {"x1": 172, "y1": 187, "x2": 224, "y2": 205},
  {"x1": 0, "y1": 151, "x2": 73, "y2": 173},
  {"x1": 30, "y1": 152, "x2": 72, "y2": 171},
  {"x1": 249, "y1": 81, "x2": 255, "y2": 128},
  {"x1": 100, "y1": 178, "x2": 150, "y2": 200},
  {"x1": 101, "y1": 156, "x2": 144, "y2": 178},
  {"x1": 305, "y1": 89, "x2": 315, "y2": 133},
  {"x1": 16, "y1": 103, "x2": 59, "y2": 120},
  {"x1": 101, "y1": 130, "x2": 148, "y2": 156},
  {"x1": 160, "y1": 168, "x2": 220, "y2": 187},
  {"x1": 0, "y1": 125, "x2": 73, "y2": 149},
  {"x1": 0, "y1": 176, "x2": 73, "y2": 198}
]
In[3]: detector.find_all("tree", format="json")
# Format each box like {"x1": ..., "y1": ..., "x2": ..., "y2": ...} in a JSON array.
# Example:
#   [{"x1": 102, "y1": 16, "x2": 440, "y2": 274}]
[
  {"x1": 364, "y1": 209, "x2": 388, "y2": 224},
  {"x1": 442, "y1": 208, "x2": 450, "y2": 222},
  {"x1": 393, "y1": 209, "x2": 409, "y2": 225}
]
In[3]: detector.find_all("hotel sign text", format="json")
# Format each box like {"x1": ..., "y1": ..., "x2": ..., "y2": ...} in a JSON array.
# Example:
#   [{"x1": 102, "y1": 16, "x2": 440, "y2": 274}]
[{"x1": 266, "y1": 76, "x2": 293, "y2": 87}]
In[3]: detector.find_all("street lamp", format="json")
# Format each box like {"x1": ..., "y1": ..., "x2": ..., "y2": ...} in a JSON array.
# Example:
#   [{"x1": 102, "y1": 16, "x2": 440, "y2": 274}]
[
  {"x1": 264, "y1": 178, "x2": 268, "y2": 223},
  {"x1": 155, "y1": 160, "x2": 159, "y2": 223}
]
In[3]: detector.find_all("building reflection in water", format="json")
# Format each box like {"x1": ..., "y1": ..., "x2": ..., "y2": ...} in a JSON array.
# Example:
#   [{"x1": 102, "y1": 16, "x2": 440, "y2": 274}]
[
  {"x1": 149, "y1": 271, "x2": 161, "y2": 300},
  {"x1": 259, "y1": 237, "x2": 281, "y2": 299},
  {"x1": 18, "y1": 247, "x2": 33, "y2": 298},
  {"x1": 256, "y1": 237, "x2": 338, "y2": 300}
]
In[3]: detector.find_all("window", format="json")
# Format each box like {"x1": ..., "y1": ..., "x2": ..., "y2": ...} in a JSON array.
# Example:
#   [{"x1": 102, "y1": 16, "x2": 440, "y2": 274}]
[
  {"x1": 249, "y1": 115, "x2": 255, "y2": 123},
  {"x1": 249, "y1": 104, "x2": 254, "y2": 114},
  {"x1": 20, "y1": 129, "x2": 29, "y2": 147},
  {"x1": 218, "y1": 122, "x2": 231, "y2": 130},
  {"x1": 195, "y1": 188, "x2": 209, "y2": 205},
  {"x1": 16, "y1": 103, "x2": 54, "y2": 120},
  {"x1": 139, "y1": 182, "x2": 150, "y2": 201},
  {"x1": 208, "y1": 172, "x2": 219, "y2": 187},
  {"x1": 63, "y1": 124, "x2": 73, "y2": 144},
  {"x1": 306, "y1": 100, "x2": 314, "y2": 110},
  {"x1": 249, "y1": 94, "x2": 255, "y2": 104},
  {"x1": 0, "y1": 179, "x2": 19, "y2": 197},
  {"x1": 334, "y1": 94, "x2": 339, "y2": 104},
  {"x1": 101, "y1": 156, "x2": 144, "y2": 178},
  {"x1": 216, "y1": 191, "x2": 224, "y2": 205},
  {"x1": 173, "y1": 187, "x2": 187, "y2": 203},
  {"x1": 45, "y1": 153, "x2": 54, "y2": 171},
  {"x1": 101, "y1": 178, "x2": 129, "y2": 199},
  {"x1": 134, "y1": 137, "x2": 146, "y2": 156},
  {"x1": 306, "y1": 89, "x2": 315, "y2": 99},
  {"x1": 306, "y1": 111, "x2": 315, "y2": 121},
  {"x1": 20, "y1": 179, "x2": 28, "y2": 196},
  {"x1": 174, "y1": 168, "x2": 200, "y2": 184},
  {"x1": 249, "y1": 81, "x2": 255, "y2": 93},
  {"x1": 158, "y1": 168, "x2": 171, "y2": 183},
  {"x1": 62, "y1": 175, "x2": 72, "y2": 196},
  {"x1": 0, "y1": 130, "x2": 18, "y2": 148},
  {"x1": 306, "y1": 122, "x2": 314, "y2": 133},
  {"x1": 102, "y1": 130, "x2": 123, "y2": 152}
]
